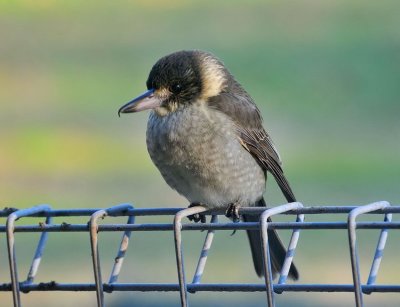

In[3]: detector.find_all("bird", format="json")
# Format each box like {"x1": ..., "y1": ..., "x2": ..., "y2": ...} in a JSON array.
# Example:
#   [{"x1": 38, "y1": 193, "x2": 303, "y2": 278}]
[{"x1": 118, "y1": 50, "x2": 299, "y2": 280}]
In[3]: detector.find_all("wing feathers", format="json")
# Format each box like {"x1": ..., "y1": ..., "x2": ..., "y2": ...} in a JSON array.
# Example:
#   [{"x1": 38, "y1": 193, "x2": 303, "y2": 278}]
[{"x1": 208, "y1": 90, "x2": 296, "y2": 203}]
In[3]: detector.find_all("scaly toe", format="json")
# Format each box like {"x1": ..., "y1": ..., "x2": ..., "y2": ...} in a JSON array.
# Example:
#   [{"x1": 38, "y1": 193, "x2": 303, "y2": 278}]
[{"x1": 187, "y1": 203, "x2": 207, "y2": 223}]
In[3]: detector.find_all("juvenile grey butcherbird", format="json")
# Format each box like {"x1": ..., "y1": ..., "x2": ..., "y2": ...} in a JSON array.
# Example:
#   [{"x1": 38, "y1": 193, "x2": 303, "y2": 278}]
[{"x1": 118, "y1": 50, "x2": 299, "y2": 280}]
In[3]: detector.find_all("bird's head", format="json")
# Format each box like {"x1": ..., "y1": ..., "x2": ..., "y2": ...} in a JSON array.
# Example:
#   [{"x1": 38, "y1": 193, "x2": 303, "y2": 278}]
[{"x1": 118, "y1": 50, "x2": 229, "y2": 117}]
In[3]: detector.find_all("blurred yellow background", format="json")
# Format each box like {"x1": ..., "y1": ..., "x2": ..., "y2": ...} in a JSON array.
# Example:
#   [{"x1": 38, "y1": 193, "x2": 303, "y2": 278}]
[{"x1": 1, "y1": 0, "x2": 399, "y2": 306}]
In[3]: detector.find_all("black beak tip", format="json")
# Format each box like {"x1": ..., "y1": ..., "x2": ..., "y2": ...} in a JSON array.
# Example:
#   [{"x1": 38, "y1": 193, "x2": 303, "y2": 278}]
[{"x1": 118, "y1": 105, "x2": 127, "y2": 117}]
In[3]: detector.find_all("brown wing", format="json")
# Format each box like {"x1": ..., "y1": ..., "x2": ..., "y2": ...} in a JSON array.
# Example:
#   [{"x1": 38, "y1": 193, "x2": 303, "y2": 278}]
[{"x1": 208, "y1": 89, "x2": 296, "y2": 203}]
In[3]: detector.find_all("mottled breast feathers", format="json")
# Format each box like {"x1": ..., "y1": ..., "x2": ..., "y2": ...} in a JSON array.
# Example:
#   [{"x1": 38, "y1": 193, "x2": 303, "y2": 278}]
[{"x1": 207, "y1": 86, "x2": 296, "y2": 203}]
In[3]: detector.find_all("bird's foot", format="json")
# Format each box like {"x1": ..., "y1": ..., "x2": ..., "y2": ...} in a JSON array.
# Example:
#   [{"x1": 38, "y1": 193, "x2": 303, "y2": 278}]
[
  {"x1": 225, "y1": 203, "x2": 241, "y2": 223},
  {"x1": 187, "y1": 203, "x2": 207, "y2": 223}
]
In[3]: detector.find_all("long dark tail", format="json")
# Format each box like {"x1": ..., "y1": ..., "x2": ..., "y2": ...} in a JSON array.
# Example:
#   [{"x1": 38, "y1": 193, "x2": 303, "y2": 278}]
[{"x1": 243, "y1": 198, "x2": 299, "y2": 280}]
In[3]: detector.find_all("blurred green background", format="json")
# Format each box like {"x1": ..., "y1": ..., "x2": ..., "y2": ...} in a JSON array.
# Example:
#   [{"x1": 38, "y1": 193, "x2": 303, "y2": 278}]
[{"x1": 1, "y1": 0, "x2": 399, "y2": 306}]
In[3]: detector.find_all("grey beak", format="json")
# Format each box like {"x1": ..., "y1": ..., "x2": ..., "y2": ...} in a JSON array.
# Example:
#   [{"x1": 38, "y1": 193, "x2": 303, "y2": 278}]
[{"x1": 118, "y1": 89, "x2": 161, "y2": 116}]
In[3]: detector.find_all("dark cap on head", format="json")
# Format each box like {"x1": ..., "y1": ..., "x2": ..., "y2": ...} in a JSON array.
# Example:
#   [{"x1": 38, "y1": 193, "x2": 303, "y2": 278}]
[
  {"x1": 118, "y1": 50, "x2": 230, "y2": 116},
  {"x1": 146, "y1": 50, "x2": 203, "y2": 103}
]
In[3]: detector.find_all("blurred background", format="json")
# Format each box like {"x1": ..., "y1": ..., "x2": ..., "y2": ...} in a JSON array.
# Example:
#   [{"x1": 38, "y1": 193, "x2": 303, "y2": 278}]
[{"x1": 1, "y1": 0, "x2": 399, "y2": 306}]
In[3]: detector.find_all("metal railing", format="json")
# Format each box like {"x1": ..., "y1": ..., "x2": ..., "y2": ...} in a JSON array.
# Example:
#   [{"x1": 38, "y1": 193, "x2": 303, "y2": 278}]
[{"x1": 0, "y1": 201, "x2": 399, "y2": 307}]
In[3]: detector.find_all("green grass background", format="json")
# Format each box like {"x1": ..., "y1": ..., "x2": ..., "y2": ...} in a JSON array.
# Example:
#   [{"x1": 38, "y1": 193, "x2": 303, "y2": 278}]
[{"x1": 1, "y1": 0, "x2": 399, "y2": 306}]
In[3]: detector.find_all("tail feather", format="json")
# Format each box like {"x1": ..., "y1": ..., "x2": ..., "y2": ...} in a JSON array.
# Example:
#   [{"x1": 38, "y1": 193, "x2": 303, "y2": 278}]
[{"x1": 243, "y1": 198, "x2": 299, "y2": 280}]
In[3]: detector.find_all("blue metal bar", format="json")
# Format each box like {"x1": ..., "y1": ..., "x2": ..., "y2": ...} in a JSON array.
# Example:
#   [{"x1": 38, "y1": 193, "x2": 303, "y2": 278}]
[
  {"x1": 2, "y1": 220, "x2": 400, "y2": 234},
  {"x1": 278, "y1": 212, "x2": 304, "y2": 286},
  {"x1": 108, "y1": 214, "x2": 135, "y2": 285},
  {"x1": 25, "y1": 216, "x2": 53, "y2": 286},
  {"x1": 0, "y1": 282, "x2": 400, "y2": 292},
  {"x1": 366, "y1": 212, "x2": 392, "y2": 289},
  {"x1": 2, "y1": 205, "x2": 400, "y2": 219},
  {"x1": 0, "y1": 207, "x2": 182, "y2": 218},
  {"x1": 191, "y1": 215, "x2": 218, "y2": 286}
]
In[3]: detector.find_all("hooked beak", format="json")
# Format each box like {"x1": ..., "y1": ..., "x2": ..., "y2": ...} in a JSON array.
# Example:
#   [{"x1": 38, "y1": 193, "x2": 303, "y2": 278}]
[{"x1": 118, "y1": 89, "x2": 162, "y2": 116}]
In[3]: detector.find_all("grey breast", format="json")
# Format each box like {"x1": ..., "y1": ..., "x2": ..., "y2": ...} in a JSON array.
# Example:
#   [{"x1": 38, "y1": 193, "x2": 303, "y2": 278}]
[{"x1": 146, "y1": 102, "x2": 266, "y2": 209}]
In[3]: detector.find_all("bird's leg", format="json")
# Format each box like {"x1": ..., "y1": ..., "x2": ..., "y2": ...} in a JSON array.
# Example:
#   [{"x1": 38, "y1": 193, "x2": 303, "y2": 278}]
[
  {"x1": 225, "y1": 202, "x2": 241, "y2": 223},
  {"x1": 187, "y1": 203, "x2": 207, "y2": 223}
]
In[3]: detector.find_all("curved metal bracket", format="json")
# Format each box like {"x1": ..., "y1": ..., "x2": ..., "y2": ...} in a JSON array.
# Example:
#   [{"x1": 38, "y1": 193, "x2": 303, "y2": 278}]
[
  {"x1": 6, "y1": 204, "x2": 51, "y2": 307},
  {"x1": 260, "y1": 202, "x2": 304, "y2": 307},
  {"x1": 89, "y1": 203, "x2": 134, "y2": 307},
  {"x1": 347, "y1": 201, "x2": 391, "y2": 307}
]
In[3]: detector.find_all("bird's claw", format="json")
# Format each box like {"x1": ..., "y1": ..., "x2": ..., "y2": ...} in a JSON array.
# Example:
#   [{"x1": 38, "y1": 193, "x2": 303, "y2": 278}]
[
  {"x1": 225, "y1": 203, "x2": 241, "y2": 223},
  {"x1": 187, "y1": 203, "x2": 207, "y2": 223},
  {"x1": 187, "y1": 213, "x2": 206, "y2": 223}
]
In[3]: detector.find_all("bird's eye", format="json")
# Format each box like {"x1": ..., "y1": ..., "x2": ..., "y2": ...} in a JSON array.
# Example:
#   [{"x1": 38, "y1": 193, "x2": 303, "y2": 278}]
[{"x1": 171, "y1": 83, "x2": 183, "y2": 94}]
